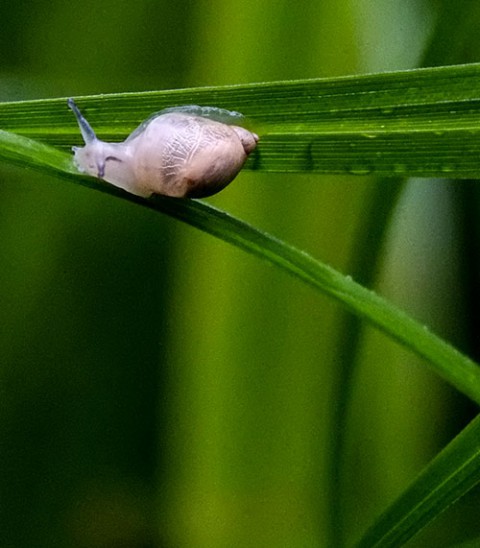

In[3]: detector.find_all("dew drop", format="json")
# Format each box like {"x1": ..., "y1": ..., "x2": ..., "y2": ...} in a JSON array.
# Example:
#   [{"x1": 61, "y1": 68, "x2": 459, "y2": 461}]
[
  {"x1": 348, "y1": 165, "x2": 373, "y2": 175},
  {"x1": 393, "y1": 164, "x2": 407, "y2": 174}
]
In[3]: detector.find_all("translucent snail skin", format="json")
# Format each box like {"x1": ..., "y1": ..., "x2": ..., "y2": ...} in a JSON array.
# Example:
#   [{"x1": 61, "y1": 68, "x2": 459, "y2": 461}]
[{"x1": 68, "y1": 99, "x2": 259, "y2": 198}]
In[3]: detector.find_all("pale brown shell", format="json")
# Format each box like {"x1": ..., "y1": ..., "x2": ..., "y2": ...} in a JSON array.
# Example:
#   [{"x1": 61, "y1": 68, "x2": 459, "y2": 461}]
[{"x1": 68, "y1": 99, "x2": 258, "y2": 198}]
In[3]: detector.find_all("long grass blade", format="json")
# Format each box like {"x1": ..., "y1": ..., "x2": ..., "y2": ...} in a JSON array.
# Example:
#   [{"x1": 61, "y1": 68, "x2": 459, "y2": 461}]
[
  {"x1": 2, "y1": 64, "x2": 480, "y2": 178},
  {"x1": 1, "y1": 129, "x2": 480, "y2": 407},
  {"x1": 355, "y1": 412, "x2": 480, "y2": 547}
]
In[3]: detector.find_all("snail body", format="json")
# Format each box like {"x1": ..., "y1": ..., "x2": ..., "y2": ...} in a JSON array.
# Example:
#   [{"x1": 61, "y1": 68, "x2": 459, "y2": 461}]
[{"x1": 68, "y1": 99, "x2": 258, "y2": 198}]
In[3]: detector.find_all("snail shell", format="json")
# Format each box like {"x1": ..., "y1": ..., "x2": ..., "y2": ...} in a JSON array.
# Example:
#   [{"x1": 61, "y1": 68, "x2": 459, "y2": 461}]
[{"x1": 68, "y1": 98, "x2": 258, "y2": 198}]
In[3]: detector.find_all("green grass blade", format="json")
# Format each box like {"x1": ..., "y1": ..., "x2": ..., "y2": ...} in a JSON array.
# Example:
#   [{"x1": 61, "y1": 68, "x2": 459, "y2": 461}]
[
  {"x1": 327, "y1": 16, "x2": 480, "y2": 545},
  {"x1": 1, "y1": 128, "x2": 480, "y2": 407},
  {"x1": 2, "y1": 63, "x2": 480, "y2": 177},
  {"x1": 355, "y1": 413, "x2": 480, "y2": 547}
]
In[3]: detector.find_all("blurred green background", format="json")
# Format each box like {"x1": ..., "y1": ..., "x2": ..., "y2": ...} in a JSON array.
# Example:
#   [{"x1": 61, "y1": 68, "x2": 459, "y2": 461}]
[{"x1": 1, "y1": 1, "x2": 480, "y2": 546}]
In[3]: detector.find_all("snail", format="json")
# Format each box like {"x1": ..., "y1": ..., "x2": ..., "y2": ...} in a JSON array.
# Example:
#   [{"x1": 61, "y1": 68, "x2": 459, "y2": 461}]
[{"x1": 68, "y1": 98, "x2": 258, "y2": 198}]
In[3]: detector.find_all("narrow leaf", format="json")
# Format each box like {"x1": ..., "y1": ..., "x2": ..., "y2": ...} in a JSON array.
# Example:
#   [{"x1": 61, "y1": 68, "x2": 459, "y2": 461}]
[
  {"x1": 2, "y1": 64, "x2": 480, "y2": 177},
  {"x1": 355, "y1": 413, "x2": 480, "y2": 547},
  {"x1": 1, "y1": 128, "x2": 480, "y2": 407}
]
